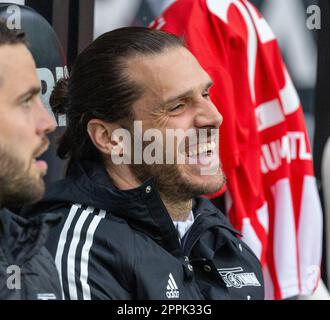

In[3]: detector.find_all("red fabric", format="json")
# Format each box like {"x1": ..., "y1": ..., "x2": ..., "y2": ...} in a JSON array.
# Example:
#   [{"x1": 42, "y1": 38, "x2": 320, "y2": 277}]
[{"x1": 151, "y1": 0, "x2": 323, "y2": 299}]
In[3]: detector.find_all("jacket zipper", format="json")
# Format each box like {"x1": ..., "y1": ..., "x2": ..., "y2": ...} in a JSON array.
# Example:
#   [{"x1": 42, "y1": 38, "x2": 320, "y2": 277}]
[{"x1": 182, "y1": 213, "x2": 204, "y2": 255}]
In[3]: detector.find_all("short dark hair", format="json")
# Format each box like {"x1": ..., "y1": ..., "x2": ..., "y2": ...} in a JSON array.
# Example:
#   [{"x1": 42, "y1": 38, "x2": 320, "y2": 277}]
[
  {"x1": 0, "y1": 19, "x2": 26, "y2": 46},
  {"x1": 50, "y1": 27, "x2": 185, "y2": 164}
]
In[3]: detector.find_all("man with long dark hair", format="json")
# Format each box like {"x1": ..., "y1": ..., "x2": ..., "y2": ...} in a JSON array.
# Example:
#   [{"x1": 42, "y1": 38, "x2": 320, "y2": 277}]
[{"x1": 26, "y1": 27, "x2": 264, "y2": 300}]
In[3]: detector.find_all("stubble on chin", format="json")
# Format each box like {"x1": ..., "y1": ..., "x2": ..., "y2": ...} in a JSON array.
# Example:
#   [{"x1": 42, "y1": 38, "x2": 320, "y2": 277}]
[
  {"x1": 130, "y1": 161, "x2": 225, "y2": 202},
  {"x1": 0, "y1": 145, "x2": 45, "y2": 208}
]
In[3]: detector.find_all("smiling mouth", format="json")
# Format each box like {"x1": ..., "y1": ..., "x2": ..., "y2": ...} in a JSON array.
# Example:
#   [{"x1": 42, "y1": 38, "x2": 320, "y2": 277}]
[{"x1": 185, "y1": 141, "x2": 217, "y2": 158}]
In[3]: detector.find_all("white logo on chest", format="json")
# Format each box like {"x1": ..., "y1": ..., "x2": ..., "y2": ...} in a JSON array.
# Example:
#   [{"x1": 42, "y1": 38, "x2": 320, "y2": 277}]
[{"x1": 218, "y1": 267, "x2": 261, "y2": 289}]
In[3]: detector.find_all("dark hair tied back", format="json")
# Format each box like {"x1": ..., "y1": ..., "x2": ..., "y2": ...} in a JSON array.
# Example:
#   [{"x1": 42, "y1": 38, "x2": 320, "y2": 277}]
[{"x1": 50, "y1": 78, "x2": 69, "y2": 116}]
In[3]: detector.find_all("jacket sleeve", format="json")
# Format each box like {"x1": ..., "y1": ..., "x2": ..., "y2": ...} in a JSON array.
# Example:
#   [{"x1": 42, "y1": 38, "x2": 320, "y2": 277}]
[{"x1": 46, "y1": 204, "x2": 135, "y2": 300}]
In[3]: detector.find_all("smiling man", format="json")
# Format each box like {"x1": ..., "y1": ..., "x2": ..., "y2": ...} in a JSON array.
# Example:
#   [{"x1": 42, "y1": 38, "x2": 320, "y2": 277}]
[
  {"x1": 26, "y1": 27, "x2": 264, "y2": 300},
  {"x1": 0, "y1": 21, "x2": 61, "y2": 299}
]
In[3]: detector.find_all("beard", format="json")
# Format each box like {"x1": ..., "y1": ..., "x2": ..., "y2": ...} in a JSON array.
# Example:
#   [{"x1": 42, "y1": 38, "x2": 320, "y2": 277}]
[
  {"x1": 125, "y1": 124, "x2": 225, "y2": 202},
  {"x1": 0, "y1": 144, "x2": 45, "y2": 209},
  {"x1": 130, "y1": 158, "x2": 225, "y2": 203}
]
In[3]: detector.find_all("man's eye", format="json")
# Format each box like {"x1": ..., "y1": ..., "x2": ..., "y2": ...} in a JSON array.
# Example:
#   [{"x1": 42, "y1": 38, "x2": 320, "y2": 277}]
[
  {"x1": 202, "y1": 91, "x2": 210, "y2": 98},
  {"x1": 21, "y1": 97, "x2": 32, "y2": 108},
  {"x1": 170, "y1": 104, "x2": 185, "y2": 112}
]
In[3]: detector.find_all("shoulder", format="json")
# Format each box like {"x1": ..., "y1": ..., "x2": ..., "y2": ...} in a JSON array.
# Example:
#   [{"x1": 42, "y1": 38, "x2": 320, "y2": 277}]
[
  {"x1": 194, "y1": 197, "x2": 242, "y2": 235},
  {"x1": 23, "y1": 246, "x2": 63, "y2": 299},
  {"x1": 46, "y1": 203, "x2": 136, "y2": 299},
  {"x1": 0, "y1": 209, "x2": 62, "y2": 299},
  {"x1": 48, "y1": 203, "x2": 135, "y2": 241},
  {"x1": 194, "y1": 198, "x2": 262, "y2": 267},
  {"x1": 47, "y1": 203, "x2": 136, "y2": 262}
]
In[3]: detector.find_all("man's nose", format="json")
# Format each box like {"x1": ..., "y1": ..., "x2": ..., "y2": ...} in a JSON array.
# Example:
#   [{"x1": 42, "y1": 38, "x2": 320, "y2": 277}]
[
  {"x1": 35, "y1": 97, "x2": 57, "y2": 135},
  {"x1": 194, "y1": 98, "x2": 223, "y2": 129}
]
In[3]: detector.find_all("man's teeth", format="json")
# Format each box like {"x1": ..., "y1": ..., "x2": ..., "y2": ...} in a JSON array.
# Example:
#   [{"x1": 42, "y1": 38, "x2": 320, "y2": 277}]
[{"x1": 187, "y1": 141, "x2": 216, "y2": 157}]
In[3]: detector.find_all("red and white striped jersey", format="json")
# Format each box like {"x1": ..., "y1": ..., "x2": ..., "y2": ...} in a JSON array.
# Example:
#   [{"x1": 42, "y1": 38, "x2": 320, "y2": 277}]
[{"x1": 150, "y1": 0, "x2": 323, "y2": 300}]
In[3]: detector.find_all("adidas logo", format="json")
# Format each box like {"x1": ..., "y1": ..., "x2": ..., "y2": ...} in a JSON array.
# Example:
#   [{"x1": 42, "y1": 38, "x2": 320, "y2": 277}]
[{"x1": 166, "y1": 273, "x2": 179, "y2": 299}]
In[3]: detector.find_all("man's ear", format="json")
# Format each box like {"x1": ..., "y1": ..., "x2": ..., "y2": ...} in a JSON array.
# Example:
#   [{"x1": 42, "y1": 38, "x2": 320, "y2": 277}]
[{"x1": 87, "y1": 119, "x2": 123, "y2": 156}]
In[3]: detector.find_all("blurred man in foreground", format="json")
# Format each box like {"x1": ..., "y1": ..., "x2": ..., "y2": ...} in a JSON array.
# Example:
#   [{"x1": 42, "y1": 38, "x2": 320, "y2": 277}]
[{"x1": 0, "y1": 20, "x2": 61, "y2": 300}]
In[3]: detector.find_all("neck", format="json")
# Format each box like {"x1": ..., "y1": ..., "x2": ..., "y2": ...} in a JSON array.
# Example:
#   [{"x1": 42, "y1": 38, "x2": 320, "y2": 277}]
[
  {"x1": 160, "y1": 194, "x2": 192, "y2": 221},
  {"x1": 105, "y1": 161, "x2": 192, "y2": 220},
  {"x1": 106, "y1": 163, "x2": 142, "y2": 190}
]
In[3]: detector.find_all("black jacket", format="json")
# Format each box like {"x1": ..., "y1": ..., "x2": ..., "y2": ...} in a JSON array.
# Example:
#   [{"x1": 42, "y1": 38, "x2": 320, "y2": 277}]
[
  {"x1": 0, "y1": 209, "x2": 62, "y2": 299},
  {"x1": 24, "y1": 160, "x2": 264, "y2": 300}
]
